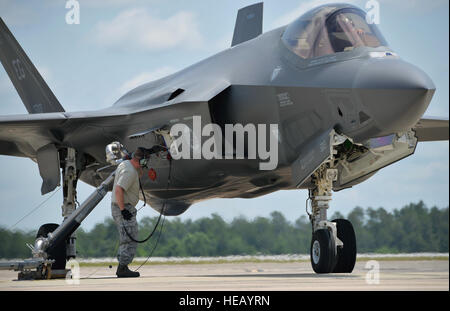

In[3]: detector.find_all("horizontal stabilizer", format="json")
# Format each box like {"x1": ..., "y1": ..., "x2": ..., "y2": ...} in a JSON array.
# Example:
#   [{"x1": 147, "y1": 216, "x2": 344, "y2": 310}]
[
  {"x1": 0, "y1": 17, "x2": 64, "y2": 113},
  {"x1": 231, "y1": 2, "x2": 263, "y2": 47},
  {"x1": 414, "y1": 117, "x2": 449, "y2": 142}
]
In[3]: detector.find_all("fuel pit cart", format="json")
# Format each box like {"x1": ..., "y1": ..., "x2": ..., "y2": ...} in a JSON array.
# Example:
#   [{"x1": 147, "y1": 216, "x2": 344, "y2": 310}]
[
  {"x1": 0, "y1": 171, "x2": 116, "y2": 280},
  {"x1": 0, "y1": 141, "x2": 163, "y2": 280}
]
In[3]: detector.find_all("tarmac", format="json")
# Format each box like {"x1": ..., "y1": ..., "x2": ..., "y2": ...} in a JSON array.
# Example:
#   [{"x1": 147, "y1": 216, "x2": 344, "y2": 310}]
[{"x1": 0, "y1": 259, "x2": 448, "y2": 291}]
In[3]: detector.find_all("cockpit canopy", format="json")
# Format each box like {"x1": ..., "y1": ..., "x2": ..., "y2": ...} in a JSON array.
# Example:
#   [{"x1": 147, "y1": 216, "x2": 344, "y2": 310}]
[{"x1": 282, "y1": 4, "x2": 388, "y2": 59}]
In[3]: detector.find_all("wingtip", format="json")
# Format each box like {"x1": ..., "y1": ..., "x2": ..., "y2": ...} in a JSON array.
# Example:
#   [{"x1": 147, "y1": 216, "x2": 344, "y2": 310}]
[{"x1": 239, "y1": 2, "x2": 263, "y2": 12}]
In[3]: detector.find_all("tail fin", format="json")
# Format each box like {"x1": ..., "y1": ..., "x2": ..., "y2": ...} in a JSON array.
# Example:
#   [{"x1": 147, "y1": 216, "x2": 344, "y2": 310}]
[
  {"x1": 0, "y1": 17, "x2": 64, "y2": 113},
  {"x1": 231, "y1": 2, "x2": 263, "y2": 47}
]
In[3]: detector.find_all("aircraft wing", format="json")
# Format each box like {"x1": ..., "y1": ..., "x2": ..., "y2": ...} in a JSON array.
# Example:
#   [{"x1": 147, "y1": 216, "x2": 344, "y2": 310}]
[
  {"x1": 0, "y1": 112, "x2": 67, "y2": 158},
  {"x1": 1, "y1": 78, "x2": 231, "y2": 171},
  {"x1": 413, "y1": 117, "x2": 449, "y2": 142},
  {"x1": 0, "y1": 99, "x2": 218, "y2": 161},
  {"x1": 0, "y1": 101, "x2": 211, "y2": 194},
  {"x1": 0, "y1": 111, "x2": 140, "y2": 160}
]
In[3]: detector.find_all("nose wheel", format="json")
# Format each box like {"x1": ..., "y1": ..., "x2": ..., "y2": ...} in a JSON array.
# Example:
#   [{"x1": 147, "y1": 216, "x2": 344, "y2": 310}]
[
  {"x1": 309, "y1": 219, "x2": 357, "y2": 274},
  {"x1": 332, "y1": 219, "x2": 357, "y2": 273},
  {"x1": 310, "y1": 229, "x2": 337, "y2": 273}
]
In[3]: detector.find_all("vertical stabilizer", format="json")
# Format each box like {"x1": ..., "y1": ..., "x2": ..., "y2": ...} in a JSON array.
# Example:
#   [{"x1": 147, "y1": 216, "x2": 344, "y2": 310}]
[
  {"x1": 0, "y1": 18, "x2": 65, "y2": 113},
  {"x1": 231, "y1": 2, "x2": 263, "y2": 47}
]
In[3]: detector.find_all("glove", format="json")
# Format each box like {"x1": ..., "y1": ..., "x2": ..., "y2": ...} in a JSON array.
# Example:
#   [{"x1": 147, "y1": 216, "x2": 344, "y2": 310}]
[{"x1": 121, "y1": 209, "x2": 133, "y2": 221}]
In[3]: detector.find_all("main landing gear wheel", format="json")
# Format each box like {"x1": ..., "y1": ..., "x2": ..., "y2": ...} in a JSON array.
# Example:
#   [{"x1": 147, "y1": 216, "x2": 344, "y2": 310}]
[
  {"x1": 310, "y1": 229, "x2": 337, "y2": 274},
  {"x1": 332, "y1": 219, "x2": 357, "y2": 273},
  {"x1": 36, "y1": 223, "x2": 67, "y2": 270}
]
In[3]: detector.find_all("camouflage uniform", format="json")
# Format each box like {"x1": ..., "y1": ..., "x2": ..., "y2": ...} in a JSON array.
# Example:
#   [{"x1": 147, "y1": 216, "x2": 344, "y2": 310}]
[
  {"x1": 111, "y1": 203, "x2": 138, "y2": 265},
  {"x1": 111, "y1": 160, "x2": 140, "y2": 266}
]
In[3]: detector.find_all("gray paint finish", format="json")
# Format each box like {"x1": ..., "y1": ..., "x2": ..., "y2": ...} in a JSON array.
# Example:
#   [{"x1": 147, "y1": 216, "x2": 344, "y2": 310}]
[{"x1": 231, "y1": 2, "x2": 263, "y2": 47}]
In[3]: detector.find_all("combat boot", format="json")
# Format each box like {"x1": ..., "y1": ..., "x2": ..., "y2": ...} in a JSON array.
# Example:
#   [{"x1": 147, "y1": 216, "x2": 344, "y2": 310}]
[{"x1": 116, "y1": 264, "x2": 140, "y2": 278}]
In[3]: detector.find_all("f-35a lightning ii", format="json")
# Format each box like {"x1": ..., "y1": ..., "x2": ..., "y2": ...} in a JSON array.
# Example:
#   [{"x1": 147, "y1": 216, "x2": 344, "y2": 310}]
[{"x1": 0, "y1": 3, "x2": 448, "y2": 276}]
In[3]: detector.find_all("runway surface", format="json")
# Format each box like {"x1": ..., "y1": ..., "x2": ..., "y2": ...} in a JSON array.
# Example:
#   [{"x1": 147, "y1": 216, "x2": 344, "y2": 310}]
[{"x1": 0, "y1": 259, "x2": 448, "y2": 291}]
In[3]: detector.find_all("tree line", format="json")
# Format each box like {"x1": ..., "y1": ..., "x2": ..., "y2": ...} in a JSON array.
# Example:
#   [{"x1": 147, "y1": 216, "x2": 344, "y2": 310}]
[{"x1": 0, "y1": 201, "x2": 448, "y2": 259}]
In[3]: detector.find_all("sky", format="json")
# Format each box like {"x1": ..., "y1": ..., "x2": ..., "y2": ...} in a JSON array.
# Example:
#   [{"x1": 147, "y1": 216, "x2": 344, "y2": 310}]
[{"x1": 0, "y1": 0, "x2": 448, "y2": 232}]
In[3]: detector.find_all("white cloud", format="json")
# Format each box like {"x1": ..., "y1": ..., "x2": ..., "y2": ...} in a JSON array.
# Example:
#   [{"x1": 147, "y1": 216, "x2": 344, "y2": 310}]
[
  {"x1": 93, "y1": 8, "x2": 204, "y2": 51},
  {"x1": 119, "y1": 66, "x2": 176, "y2": 94},
  {"x1": 41, "y1": 0, "x2": 154, "y2": 8},
  {"x1": 377, "y1": 0, "x2": 448, "y2": 12},
  {"x1": 214, "y1": 31, "x2": 233, "y2": 51},
  {"x1": 78, "y1": 0, "x2": 148, "y2": 7}
]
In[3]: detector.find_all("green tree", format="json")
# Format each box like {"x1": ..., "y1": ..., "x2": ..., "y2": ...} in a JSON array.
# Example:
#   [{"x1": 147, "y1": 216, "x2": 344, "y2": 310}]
[{"x1": 0, "y1": 202, "x2": 448, "y2": 258}]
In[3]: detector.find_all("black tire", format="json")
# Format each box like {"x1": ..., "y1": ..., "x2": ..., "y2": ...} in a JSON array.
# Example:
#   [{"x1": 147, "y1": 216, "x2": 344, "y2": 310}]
[
  {"x1": 332, "y1": 219, "x2": 357, "y2": 273},
  {"x1": 310, "y1": 229, "x2": 337, "y2": 274},
  {"x1": 36, "y1": 223, "x2": 67, "y2": 270}
]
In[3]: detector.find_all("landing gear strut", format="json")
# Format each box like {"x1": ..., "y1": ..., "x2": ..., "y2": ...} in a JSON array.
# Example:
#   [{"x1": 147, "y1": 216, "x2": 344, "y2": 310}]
[
  {"x1": 307, "y1": 133, "x2": 357, "y2": 274},
  {"x1": 61, "y1": 147, "x2": 79, "y2": 261}
]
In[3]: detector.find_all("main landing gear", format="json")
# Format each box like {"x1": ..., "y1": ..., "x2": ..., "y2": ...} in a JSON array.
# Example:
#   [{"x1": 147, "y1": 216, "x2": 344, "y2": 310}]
[
  {"x1": 19, "y1": 148, "x2": 80, "y2": 279},
  {"x1": 307, "y1": 145, "x2": 357, "y2": 274},
  {"x1": 38, "y1": 148, "x2": 80, "y2": 275}
]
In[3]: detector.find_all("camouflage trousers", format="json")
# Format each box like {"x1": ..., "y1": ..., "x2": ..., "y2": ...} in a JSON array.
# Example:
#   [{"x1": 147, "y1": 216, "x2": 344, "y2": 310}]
[{"x1": 111, "y1": 203, "x2": 138, "y2": 266}]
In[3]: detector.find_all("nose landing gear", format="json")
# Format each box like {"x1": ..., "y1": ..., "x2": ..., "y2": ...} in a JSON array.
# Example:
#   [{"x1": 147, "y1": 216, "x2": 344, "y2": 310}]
[{"x1": 307, "y1": 136, "x2": 357, "y2": 274}]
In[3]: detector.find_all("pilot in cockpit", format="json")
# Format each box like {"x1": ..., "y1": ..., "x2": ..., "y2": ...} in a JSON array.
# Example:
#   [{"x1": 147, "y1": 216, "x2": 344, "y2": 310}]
[
  {"x1": 281, "y1": 6, "x2": 387, "y2": 60},
  {"x1": 328, "y1": 15, "x2": 366, "y2": 52}
]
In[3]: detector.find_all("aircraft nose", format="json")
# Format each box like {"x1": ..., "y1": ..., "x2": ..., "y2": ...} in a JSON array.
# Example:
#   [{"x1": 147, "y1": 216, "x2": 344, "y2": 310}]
[{"x1": 354, "y1": 59, "x2": 435, "y2": 135}]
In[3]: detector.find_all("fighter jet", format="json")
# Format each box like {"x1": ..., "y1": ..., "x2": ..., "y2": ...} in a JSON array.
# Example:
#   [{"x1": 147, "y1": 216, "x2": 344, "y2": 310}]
[{"x1": 0, "y1": 3, "x2": 448, "y2": 275}]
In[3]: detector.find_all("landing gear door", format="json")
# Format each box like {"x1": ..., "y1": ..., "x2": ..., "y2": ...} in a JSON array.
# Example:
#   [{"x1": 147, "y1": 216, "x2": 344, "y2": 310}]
[
  {"x1": 334, "y1": 131, "x2": 418, "y2": 189},
  {"x1": 36, "y1": 143, "x2": 61, "y2": 195},
  {"x1": 291, "y1": 129, "x2": 334, "y2": 188}
]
